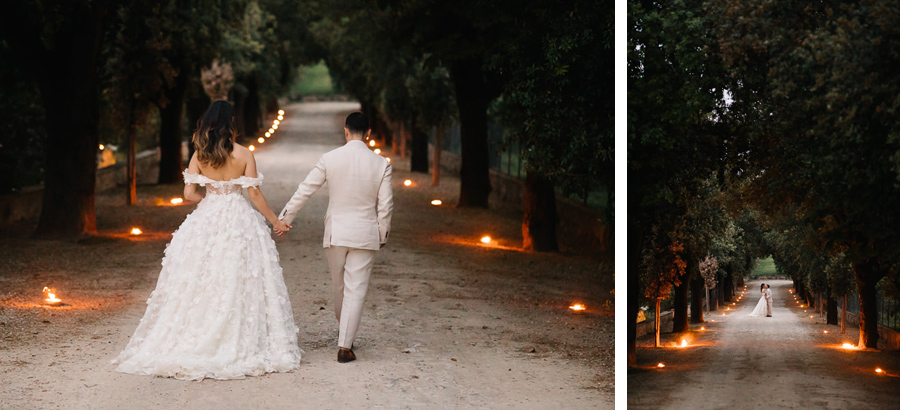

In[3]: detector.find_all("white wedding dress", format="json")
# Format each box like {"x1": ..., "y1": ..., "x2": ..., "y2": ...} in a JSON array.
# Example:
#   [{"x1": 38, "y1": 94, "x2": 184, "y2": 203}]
[
  {"x1": 112, "y1": 171, "x2": 302, "y2": 380},
  {"x1": 748, "y1": 291, "x2": 768, "y2": 317}
]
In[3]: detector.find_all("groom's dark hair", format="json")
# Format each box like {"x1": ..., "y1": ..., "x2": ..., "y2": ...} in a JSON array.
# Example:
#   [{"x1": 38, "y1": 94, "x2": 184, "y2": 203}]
[{"x1": 345, "y1": 112, "x2": 369, "y2": 135}]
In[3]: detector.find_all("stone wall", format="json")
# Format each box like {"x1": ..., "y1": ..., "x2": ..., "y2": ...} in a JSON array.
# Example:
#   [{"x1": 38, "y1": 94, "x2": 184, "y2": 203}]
[
  {"x1": 430, "y1": 145, "x2": 607, "y2": 256},
  {"x1": 842, "y1": 311, "x2": 900, "y2": 351},
  {"x1": 0, "y1": 149, "x2": 160, "y2": 228},
  {"x1": 635, "y1": 311, "x2": 674, "y2": 339}
]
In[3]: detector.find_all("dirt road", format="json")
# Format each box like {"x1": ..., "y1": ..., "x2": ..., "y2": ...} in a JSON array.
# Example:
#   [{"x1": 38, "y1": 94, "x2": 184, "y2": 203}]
[
  {"x1": 0, "y1": 102, "x2": 612, "y2": 409},
  {"x1": 628, "y1": 280, "x2": 900, "y2": 409}
]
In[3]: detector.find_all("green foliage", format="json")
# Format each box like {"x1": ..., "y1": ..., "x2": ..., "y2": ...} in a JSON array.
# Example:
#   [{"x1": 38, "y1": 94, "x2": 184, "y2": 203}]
[
  {"x1": 750, "y1": 257, "x2": 777, "y2": 277},
  {"x1": 290, "y1": 61, "x2": 336, "y2": 97},
  {"x1": 494, "y1": 0, "x2": 613, "y2": 202},
  {"x1": 709, "y1": 0, "x2": 900, "y2": 278},
  {"x1": 641, "y1": 227, "x2": 687, "y2": 301}
]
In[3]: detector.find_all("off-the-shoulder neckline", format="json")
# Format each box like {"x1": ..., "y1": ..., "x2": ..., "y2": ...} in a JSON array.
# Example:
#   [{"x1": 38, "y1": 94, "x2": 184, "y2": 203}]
[{"x1": 183, "y1": 169, "x2": 262, "y2": 183}]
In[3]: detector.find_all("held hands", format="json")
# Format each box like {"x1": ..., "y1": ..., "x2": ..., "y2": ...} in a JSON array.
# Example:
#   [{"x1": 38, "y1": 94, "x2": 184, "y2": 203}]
[{"x1": 272, "y1": 219, "x2": 292, "y2": 238}]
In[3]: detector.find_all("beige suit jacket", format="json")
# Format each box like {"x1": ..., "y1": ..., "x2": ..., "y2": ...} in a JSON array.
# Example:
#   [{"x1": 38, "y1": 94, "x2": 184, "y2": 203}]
[{"x1": 279, "y1": 140, "x2": 393, "y2": 250}]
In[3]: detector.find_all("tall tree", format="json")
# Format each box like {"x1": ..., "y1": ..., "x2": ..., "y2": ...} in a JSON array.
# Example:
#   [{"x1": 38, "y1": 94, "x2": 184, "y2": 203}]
[
  {"x1": 1, "y1": 0, "x2": 113, "y2": 237},
  {"x1": 627, "y1": 0, "x2": 735, "y2": 366},
  {"x1": 710, "y1": 0, "x2": 900, "y2": 348},
  {"x1": 495, "y1": 0, "x2": 613, "y2": 252}
]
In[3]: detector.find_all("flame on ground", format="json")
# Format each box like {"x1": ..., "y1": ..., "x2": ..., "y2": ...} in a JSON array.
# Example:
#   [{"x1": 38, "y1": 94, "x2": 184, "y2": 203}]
[
  {"x1": 170, "y1": 198, "x2": 183, "y2": 204},
  {"x1": 481, "y1": 236, "x2": 491, "y2": 244},
  {"x1": 657, "y1": 363, "x2": 665, "y2": 368},
  {"x1": 42, "y1": 287, "x2": 61, "y2": 304},
  {"x1": 842, "y1": 343, "x2": 855, "y2": 349},
  {"x1": 681, "y1": 339, "x2": 688, "y2": 347},
  {"x1": 431, "y1": 199, "x2": 442, "y2": 205},
  {"x1": 569, "y1": 304, "x2": 586, "y2": 311},
  {"x1": 404, "y1": 180, "x2": 412, "y2": 186},
  {"x1": 130, "y1": 227, "x2": 142, "y2": 235}
]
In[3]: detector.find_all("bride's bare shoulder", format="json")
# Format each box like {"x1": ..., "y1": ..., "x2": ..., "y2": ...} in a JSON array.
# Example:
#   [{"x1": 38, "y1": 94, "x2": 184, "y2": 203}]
[{"x1": 232, "y1": 143, "x2": 251, "y2": 156}]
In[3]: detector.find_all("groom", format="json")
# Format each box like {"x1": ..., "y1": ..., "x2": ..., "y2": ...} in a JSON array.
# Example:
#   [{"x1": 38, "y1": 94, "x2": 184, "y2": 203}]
[
  {"x1": 277, "y1": 112, "x2": 393, "y2": 363},
  {"x1": 765, "y1": 283, "x2": 773, "y2": 317}
]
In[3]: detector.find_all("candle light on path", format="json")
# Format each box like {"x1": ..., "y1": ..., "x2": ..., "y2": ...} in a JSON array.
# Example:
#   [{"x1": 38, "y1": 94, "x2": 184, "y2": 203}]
[
  {"x1": 43, "y1": 287, "x2": 62, "y2": 305},
  {"x1": 369, "y1": 140, "x2": 376, "y2": 147},
  {"x1": 569, "y1": 304, "x2": 586, "y2": 311},
  {"x1": 274, "y1": 120, "x2": 280, "y2": 125},
  {"x1": 876, "y1": 368, "x2": 883, "y2": 374},
  {"x1": 278, "y1": 110, "x2": 285, "y2": 115},
  {"x1": 385, "y1": 157, "x2": 391, "y2": 163},
  {"x1": 258, "y1": 137, "x2": 265, "y2": 144},
  {"x1": 481, "y1": 236, "x2": 491, "y2": 244},
  {"x1": 842, "y1": 343, "x2": 855, "y2": 349},
  {"x1": 824, "y1": 330, "x2": 828, "y2": 334},
  {"x1": 265, "y1": 132, "x2": 271, "y2": 137},
  {"x1": 272, "y1": 124, "x2": 278, "y2": 130},
  {"x1": 249, "y1": 145, "x2": 256, "y2": 151},
  {"x1": 657, "y1": 363, "x2": 665, "y2": 368},
  {"x1": 130, "y1": 227, "x2": 142, "y2": 235},
  {"x1": 170, "y1": 198, "x2": 183, "y2": 204},
  {"x1": 431, "y1": 199, "x2": 442, "y2": 206},
  {"x1": 404, "y1": 180, "x2": 412, "y2": 187},
  {"x1": 99, "y1": 144, "x2": 105, "y2": 151},
  {"x1": 277, "y1": 115, "x2": 284, "y2": 120},
  {"x1": 268, "y1": 128, "x2": 275, "y2": 134},
  {"x1": 374, "y1": 149, "x2": 381, "y2": 155}
]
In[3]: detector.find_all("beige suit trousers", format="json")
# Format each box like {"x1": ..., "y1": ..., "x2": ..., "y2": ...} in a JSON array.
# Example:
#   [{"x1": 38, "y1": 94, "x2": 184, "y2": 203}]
[{"x1": 325, "y1": 245, "x2": 377, "y2": 349}]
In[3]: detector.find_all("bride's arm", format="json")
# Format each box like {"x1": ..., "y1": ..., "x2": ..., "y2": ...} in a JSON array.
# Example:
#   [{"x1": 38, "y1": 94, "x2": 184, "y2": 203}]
[
  {"x1": 243, "y1": 151, "x2": 288, "y2": 231},
  {"x1": 183, "y1": 153, "x2": 205, "y2": 203}
]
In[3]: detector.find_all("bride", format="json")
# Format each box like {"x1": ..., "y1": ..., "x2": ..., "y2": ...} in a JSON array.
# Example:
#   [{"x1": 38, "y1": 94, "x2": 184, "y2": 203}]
[
  {"x1": 747, "y1": 284, "x2": 769, "y2": 317},
  {"x1": 112, "y1": 101, "x2": 302, "y2": 380}
]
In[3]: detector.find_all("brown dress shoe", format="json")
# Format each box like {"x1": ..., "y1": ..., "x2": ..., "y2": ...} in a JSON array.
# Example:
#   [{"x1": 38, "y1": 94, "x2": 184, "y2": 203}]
[{"x1": 338, "y1": 347, "x2": 356, "y2": 363}]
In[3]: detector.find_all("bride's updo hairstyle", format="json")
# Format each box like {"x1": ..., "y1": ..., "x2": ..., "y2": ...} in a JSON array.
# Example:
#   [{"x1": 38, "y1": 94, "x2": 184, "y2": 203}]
[{"x1": 193, "y1": 100, "x2": 237, "y2": 169}]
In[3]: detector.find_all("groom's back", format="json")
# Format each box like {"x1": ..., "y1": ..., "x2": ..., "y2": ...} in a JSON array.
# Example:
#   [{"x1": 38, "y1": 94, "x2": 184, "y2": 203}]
[{"x1": 322, "y1": 141, "x2": 389, "y2": 219}]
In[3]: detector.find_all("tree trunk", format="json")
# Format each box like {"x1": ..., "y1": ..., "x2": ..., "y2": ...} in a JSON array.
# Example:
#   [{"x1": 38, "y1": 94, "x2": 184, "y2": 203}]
[
  {"x1": 826, "y1": 293, "x2": 838, "y2": 325},
  {"x1": 240, "y1": 75, "x2": 261, "y2": 141},
  {"x1": 717, "y1": 270, "x2": 725, "y2": 308},
  {"x1": 411, "y1": 118, "x2": 429, "y2": 173},
  {"x1": 655, "y1": 298, "x2": 661, "y2": 348},
  {"x1": 159, "y1": 64, "x2": 190, "y2": 184},
  {"x1": 705, "y1": 285, "x2": 710, "y2": 315},
  {"x1": 376, "y1": 114, "x2": 392, "y2": 147},
  {"x1": 451, "y1": 58, "x2": 493, "y2": 208},
  {"x1": 723, "y1": 273, "x2": 733, "y2": 302},
  {"x1": 432, "y1": 125, "x2": 443, "y2": 186},
  {"x1": 400, "y1": 118, "x2": 409, "y2": 159},
  {"x1": 185, "y1": 81, "x2": 211, "y2": 161},
  {"x1": 392, "y1": 120, "x2": 400, "y2": 155},
  {"x1": 854, "y1": 259, "x2": 885, "y2": 349},
  {"x1": 690, "y1": 273, "x2": 704, "y2": 324},
  {"x1": 127, "y1": 99, "x2": 137, "y2": 206},
  {"x1": 14, "y1": 3, "x2": 110, "y2": 238},
  {"x1": 841, "y1": 294, "x2": 847, "y2": 334},
  {"x1": 522, "y1": 171, "x2": 558, "y2": 252},
  {"x1": 672, "y1": 273, "x2": 690, "y2": 333},
  {"x1": 627, "y1": 221, "x2": 644, "y2": 367}
]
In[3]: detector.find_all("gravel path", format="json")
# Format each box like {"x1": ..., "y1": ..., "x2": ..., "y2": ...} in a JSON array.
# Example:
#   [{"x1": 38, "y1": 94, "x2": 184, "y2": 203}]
[
  {"x1": 628, "y1": 279, "x2": 900, "y2": 409},
  {"x1": 0, "y1": 102, "x2": 612, "y2": 409}
]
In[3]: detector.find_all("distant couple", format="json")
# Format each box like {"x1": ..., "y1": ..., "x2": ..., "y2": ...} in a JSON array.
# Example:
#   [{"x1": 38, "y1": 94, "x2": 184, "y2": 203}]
[
  {"x1": 111, "y1": 101, "x2": 393, "y2": 380},
  {"x1": 748, "y1": 283, "x2": 773, "y2": 317}
]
